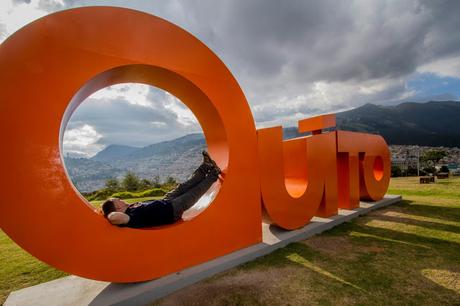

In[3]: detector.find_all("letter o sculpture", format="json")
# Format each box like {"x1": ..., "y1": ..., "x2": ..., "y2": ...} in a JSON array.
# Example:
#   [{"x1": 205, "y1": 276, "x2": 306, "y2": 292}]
[{"x1": 0, "y1": 7, "x2": 262, "y2": 282}]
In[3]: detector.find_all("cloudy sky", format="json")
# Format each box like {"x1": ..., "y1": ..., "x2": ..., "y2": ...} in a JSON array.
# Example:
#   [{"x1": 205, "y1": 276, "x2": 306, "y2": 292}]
[{"x1": 2, "y1": 0, "x2": 460, "y2": 157}]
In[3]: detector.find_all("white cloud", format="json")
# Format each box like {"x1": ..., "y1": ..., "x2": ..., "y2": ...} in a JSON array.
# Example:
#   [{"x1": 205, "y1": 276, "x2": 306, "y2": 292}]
[
  {"x1": 162, "y1": 92, "x2": 197, "y2": 127},
  {"x1": 418, "y1": 55, "x2": 460, "y2": 78},
  {"x1": 63, "y1": 124, "x2": 104, "y2": 157},
  {"x1": 252, "y1": 76, "x2": 414, "y2": 128},
  {"x1": 90, "y1": 83, "x2": 153, "y2": 108},
  {"x1": 150, "y1": 121, "x2": 167, "y2": 127},
  {"x1": 0, "y1": 0, "x2": 48, "y2": 42},
  {"x1": 61, "y1": 84, "x2": 203, "y2": 156},
  {"x1": 89, "y1": 84, "x2": 198, "y2": 127}
]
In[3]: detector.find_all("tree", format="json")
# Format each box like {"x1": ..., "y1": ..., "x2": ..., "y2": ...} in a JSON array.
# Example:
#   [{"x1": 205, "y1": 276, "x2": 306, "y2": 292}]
[
  {"x1": 161, "y1": 176, "x2": 177, "y2": 192},
  {"x1": 391, "y1": 165, "x2": 402, "y2": 177},
  {"x1": 406, "y1": 166, "x2": 418, "y2": 176},
  {"x1": 440, "y1": 165, "x2": 450, "y2": 173},
  {"x1": 140, "y1": 178, "x2": 153, "y2": 190},
  {"x1": 122, "y1": 171, "x2": 141, "y2": 192},
  {"x1": 104, "y1": 178, "x2": 120, "y2": 191},
  {"x1": 421, "y1": 150, "x2": 447, "y2": 167},
  {"x1": 423, "y1": 166, "x2": 436, "y2": 174},
  {"x1": 152, "y1": 175, "x2": 161, "y2": 188},
  {"x1": 166, "y1": 176, "x2": 177, "y2": 185}
]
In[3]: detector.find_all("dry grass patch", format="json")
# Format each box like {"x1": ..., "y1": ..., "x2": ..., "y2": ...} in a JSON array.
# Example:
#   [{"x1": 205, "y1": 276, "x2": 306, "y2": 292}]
[
  {"x1": 155, "y1": 266, "x2": 320, "y2": 306},
  {"x1": 303, "y1": 235, "x2": 384, "y2": 260}
]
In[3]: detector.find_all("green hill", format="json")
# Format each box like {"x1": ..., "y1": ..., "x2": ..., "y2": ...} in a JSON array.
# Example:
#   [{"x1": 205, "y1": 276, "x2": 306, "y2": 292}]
[{"x1": 335, "y1": 101, "x2": 460, "y2": 147}]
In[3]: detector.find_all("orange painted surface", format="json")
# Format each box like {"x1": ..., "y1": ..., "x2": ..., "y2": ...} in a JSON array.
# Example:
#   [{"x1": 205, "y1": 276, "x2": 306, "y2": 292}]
[
  {"x1": 257, "y1": 118, "x2": 390, "y2": 229},
  {"x1": 337, "y1": 131, "x2": 391, "y2": 205},
  {"x1": 298, "y1": 114, "x2": 336, "y2": 134},
  {"x1": 257, "y1": 126, "x2": 338, "y2": 230},
  {"x1": 337, "y1": 152, "x2": 361, "y2": 209},
  {"x1": 0, "y1": 7, "x2": 262, "y2": 282},
  {"x1": 313, "y1": 132, "x2": 339, "y2": 218}
]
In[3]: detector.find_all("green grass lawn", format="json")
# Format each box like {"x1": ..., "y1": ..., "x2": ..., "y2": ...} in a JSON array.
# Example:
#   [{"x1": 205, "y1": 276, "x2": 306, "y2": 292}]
[{"x1": 1, "y1": 178, "x2": 459, "y2": 305}]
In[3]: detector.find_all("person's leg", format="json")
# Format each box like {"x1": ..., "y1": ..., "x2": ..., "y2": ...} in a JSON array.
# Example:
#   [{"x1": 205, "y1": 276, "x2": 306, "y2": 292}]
[
  {"x1": 163, "y1": 162, "x2": 213, "y2": 201},
  {"x1": 169, "y1": 171, "x2": 219, "y2": 221}
]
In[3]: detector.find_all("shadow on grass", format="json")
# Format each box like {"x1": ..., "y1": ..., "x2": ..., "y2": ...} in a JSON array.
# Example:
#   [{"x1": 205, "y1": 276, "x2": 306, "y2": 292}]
[
  {"x1": 397, "y1": 201, "x2": 460, "y2": 223},
  {"x1": 366, "y1": 214, "x2": 460, "y2": 234},
  {"x1": 238, "y1": 240, "x2": 458, "y2": 304},
  {"x1": 233, "y1": 199, "x2": 460, "y2": 304}
]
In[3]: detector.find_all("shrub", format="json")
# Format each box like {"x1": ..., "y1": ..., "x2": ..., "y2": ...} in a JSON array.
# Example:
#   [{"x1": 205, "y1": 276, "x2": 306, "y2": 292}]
[
  {"x1": 110, "y1": 191, "x2": 136, "y2": 199},
  {"x1": 440, "y1": 165, "x2": 450, "y2": 173},
  {"x1": 139, "y1": 188, "x2": 166, "y2": 197},
  {"x1": 110, "y1": 188, "x2": 166, "y2": 199},
  {"x1": 140, "y1": 179, "x2": 153, "y2": 190},
  {"x1": 166, "y1": 176, "x2": 177, "y2": 185},
  {"x1": 152, "y1": 175, "x2": 161, "y2": 188},
  {"x1": 122, "y1": 172, "x2": 141, "y2": 192},
  {"x1": 86, "y1": 189, "x2": 114, "y2": 201},
  {"x1": 105, "y1": 178, "x2": 120, "y2": 192},
  {"x1": 391, "y1": 165, "x2": 402, "y2": 177},
  {"x1": 406, "y1": 166, "x2": 419, "y2": 176}
]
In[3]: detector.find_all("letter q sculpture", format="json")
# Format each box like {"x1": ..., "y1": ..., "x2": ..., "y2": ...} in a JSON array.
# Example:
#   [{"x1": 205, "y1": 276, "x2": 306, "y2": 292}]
[{"x1": 0, "y1": 6, "x2": 391, "y2": 282}]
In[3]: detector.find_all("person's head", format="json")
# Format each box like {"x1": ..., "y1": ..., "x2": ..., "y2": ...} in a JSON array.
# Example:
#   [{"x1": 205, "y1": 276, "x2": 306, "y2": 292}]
[
  {"x1": 101, "y1": 198, "x2": 130, "y2": 225},
  {"x1": 101, "y1": 198, "x2": 129, "y2": 216}
]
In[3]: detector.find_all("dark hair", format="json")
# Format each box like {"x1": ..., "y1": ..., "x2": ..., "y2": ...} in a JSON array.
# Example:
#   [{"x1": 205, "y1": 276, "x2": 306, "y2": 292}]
[{"x1": 101, "y1": 199, "x2": 116, "y2": 217}]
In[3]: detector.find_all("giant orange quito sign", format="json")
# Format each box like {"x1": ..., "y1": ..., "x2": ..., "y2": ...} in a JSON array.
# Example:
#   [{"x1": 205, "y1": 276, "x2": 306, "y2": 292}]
[{"x1": 0, "y1": 7, "x2": 390, "y2": 282}]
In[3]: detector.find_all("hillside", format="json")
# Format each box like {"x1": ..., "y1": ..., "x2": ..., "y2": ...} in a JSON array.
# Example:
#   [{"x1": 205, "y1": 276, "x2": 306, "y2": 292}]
[
  {"x1": 63, "y1": 157, "x2": 126, "y2": 192},
  {"x1": 94, "y1": 134, "x2": 205, "y2": 163},
  {"x1": 64, "y1": 134, "x2": 206, "y2": 192},
  {"x1": 336, "y1": 101, "x2": 460, "y2": 146},
  {"x1": 92, "y1": 144, "x2": 139, "y2": 162}
]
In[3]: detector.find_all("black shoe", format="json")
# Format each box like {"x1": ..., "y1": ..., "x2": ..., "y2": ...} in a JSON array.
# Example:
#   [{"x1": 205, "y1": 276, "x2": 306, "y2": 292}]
[
  {"x1": 207, "y1": 166, "x2": 220, "y2": 181},
  {"x1": 202, "y1": 150, "x2": 222, "y2": 174}
]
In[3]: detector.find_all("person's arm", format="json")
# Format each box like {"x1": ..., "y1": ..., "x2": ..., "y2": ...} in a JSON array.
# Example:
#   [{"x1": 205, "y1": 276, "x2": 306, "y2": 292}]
[{"x1": 107, "y1": 212, "x2": 130, "y2": 225}]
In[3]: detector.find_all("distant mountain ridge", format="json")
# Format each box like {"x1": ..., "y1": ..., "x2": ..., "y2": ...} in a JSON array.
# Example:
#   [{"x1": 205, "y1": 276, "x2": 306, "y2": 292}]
[
  {"x1": 92, "y1": 133, "x2": 205, "y2": 163},
  {"x1": 65, "y1": 101, "x2": 460, "y2": 192},
  {"x1": 336, "y1": 101, "x2": 460, "y2": 147},
  {"x1": 65, "y1": 133, "x2": 207, "y2": 192},
  {"x1": 92, "y1": 144, "x2": 139, "y2": 162}
]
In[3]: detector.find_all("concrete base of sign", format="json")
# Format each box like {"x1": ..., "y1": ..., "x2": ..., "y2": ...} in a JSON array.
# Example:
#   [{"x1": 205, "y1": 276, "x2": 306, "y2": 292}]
[{"x1": 5, "y1": 195, "x2": 401, "y2": 306}]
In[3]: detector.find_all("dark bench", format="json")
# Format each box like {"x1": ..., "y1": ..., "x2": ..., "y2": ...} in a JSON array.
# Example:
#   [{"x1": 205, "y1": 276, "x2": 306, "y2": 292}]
[
  {"x1": 437, "y1": 172, "x2": 449, "y2": 179},
  {"x1": 420, "y1": 176, "x2": 435, "y2": 184}
]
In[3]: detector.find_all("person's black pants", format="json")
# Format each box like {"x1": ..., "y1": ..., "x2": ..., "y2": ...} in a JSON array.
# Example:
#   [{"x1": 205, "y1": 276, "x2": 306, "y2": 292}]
[{"x1": 163, "y1": 162, "x2": 218, "y2": 221}]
